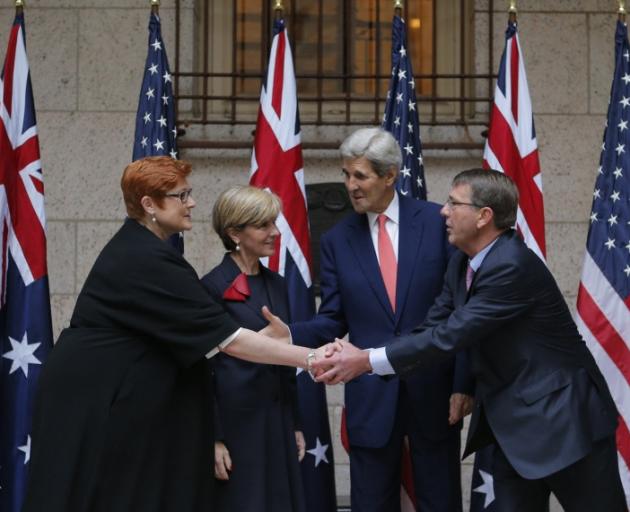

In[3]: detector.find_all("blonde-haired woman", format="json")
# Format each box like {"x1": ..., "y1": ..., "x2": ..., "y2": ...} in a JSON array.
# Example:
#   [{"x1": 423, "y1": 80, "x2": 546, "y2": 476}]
[{"x1": 202, "y1": 186, "x2": 306, "y2": 512}]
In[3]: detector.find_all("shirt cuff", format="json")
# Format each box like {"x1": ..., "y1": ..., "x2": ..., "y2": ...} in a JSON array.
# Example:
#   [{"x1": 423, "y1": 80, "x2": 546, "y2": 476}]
[
  {"x1": 369, "y1": 347, "x2": 396, "y2": 375},
  {"x1": 205, "y1": 328, "x2": 242, "y2": 359}
]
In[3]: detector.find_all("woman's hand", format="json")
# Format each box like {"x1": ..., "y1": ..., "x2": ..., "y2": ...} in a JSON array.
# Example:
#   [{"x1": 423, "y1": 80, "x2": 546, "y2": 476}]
[
  {"x1": 295, "y1": 430, "x2": 306, "y2": 461},
  {"x1": 259, "y1": 306, "x2": 291, "y2": 344},
  {"x1": 214, "y1": 441, "x2": 232, "y2": 480}
]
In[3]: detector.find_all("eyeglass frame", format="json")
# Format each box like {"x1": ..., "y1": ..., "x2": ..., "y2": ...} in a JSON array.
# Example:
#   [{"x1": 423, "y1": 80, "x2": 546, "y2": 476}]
[
  {"x1": 444, "y1": 198, "x2": 485, "y2": 209},
  {"x1": 164, "y1": 188, "x2": 193, "y2": 204}
]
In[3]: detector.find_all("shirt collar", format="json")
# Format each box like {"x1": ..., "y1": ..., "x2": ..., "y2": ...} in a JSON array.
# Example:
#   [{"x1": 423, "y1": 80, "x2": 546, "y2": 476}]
[
  {"x1": 367, "y1": 191, "x2": 399, "y2": 228},
  {"x1": 469, "y1": 236, "x2": 500, "y2": 272}
]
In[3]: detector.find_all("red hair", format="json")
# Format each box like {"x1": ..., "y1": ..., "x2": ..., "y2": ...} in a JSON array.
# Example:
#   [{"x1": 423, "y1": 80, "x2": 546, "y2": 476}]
[{"x1": 121, "y1": 156, "x2": 192, "y2": 220}]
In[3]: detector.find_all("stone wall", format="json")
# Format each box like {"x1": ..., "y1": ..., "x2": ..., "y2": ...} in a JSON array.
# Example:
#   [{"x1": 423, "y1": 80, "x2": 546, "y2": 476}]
[{"x1": 1, "y1": 0, "x2": 619, "y2": 509}]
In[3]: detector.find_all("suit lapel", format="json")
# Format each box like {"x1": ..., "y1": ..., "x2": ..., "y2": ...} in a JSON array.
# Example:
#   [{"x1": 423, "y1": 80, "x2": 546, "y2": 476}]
[
  {"x1": 347, "y1": 214, "x2": 394, "y2": 319},
  {"x1": 395, "y1": 197, "x2": 425, "y2": 325}
]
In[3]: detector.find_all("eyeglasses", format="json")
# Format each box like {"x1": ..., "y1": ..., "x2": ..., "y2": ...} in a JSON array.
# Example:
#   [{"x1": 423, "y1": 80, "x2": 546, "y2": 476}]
[
  {"x1": 444, "y1": 198, "x2": 484, "y2": 209},
  {"x1": 165, "y1": 188, "x2": 193, "y2": 204}
]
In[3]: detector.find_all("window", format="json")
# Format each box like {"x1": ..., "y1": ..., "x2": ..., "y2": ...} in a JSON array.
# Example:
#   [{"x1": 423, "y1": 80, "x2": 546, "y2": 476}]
[{"x1": 173, "y1": 0, "x2": 496, "y2": 147}]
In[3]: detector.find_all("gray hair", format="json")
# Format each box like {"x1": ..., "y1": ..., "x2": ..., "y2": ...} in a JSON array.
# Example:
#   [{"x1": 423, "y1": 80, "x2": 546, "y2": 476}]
[
  {"x1": 452, "y1": 168, "x2": 519, "y2": 230},
  {"x1": 339, "y1": 127, "x2": 402, "y2": 177}
]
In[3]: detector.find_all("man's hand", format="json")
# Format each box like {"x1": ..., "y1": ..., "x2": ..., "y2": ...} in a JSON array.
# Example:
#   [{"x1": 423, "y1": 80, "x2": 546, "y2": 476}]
[
  {"x1": 214, "y1": 441, "x2": 232, "y2": 480},
  {"x1": 312, "y1": 339, "x2": 372, "y2": 385},
  {"x1": 448, "y1": 393, "x2": 474, "y2": 425},
  {"x1": 259, "y1": 306, "x2": 291, "y2": 344}
]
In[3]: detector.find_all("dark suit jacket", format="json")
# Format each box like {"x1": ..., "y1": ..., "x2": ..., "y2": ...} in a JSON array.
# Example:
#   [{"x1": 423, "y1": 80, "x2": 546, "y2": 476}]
[
  {"x1": 388, "y1": 229, "x2": 618, "y2": 479},
  {"x1": 291, "y1": 195, "x2": 473, "y2": 448},
  {"x1": 201, "y1": 255, "x2": 299, "y2": 437}
]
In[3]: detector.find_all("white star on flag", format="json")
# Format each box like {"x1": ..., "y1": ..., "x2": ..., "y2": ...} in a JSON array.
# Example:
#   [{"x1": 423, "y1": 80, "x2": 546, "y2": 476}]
[
  {"x1": 145, "y1": 87, "x2": 155, "y2": 100},
  {"x1": 154, "y1": 139, "x2": 165, "y2": 151},
  {"x1": 163, "y1": 71, "x2": 172, "y2": 83},
  {"x1": 158, "y1": 116, "x2": 167, "y2": 127},
  {"x1": 473, "y1": 469, "x2": 495, "y2": 508},
  {"x1": 151, "y1": 38, "x2": 162, "y2": 51},
  {"x1": 605, "y1": 237, "x2": 616, "y2": 250},
  {"x1": 18, "y1": 435, "x2": 31, "y2": 465},
  {"x1": 148, "y1": 63, "x2": 158, "y2": 75},
  {"x1": 306, "y1": 437, "x2": 329, "y2": 467},
  {"x1": 2, "y1": 332, "x2": 42, "y2": 378}
]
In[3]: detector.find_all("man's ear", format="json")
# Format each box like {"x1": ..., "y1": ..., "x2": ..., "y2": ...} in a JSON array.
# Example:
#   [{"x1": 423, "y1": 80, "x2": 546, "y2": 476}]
[
  {"x1": 477, "y1": 206, "x2": 495, "y2": 229},
  {"x1": 384, "y1": 166, "x2": 398, "y2": 187}
]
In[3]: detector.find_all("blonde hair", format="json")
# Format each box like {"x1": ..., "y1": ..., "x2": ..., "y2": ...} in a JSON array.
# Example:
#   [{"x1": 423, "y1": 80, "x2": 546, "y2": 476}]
[{"x1": 212, "y1": 186, "x2": 282, "y2": 250}]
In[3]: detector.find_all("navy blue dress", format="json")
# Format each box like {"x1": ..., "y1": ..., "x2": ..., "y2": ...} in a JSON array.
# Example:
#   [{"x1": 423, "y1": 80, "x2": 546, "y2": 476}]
[{"x1": 201, "y1": 254, "x2": 306, "y2": 512}]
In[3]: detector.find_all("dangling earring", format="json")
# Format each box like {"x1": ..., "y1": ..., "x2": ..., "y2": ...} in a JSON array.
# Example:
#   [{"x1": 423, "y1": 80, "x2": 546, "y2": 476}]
[
  {"x1": 152, "y1": 215, "x2": 156, "y2": 222},
  {"x1": 235, "y1": 242, "x2": 240, "y2": 252}
]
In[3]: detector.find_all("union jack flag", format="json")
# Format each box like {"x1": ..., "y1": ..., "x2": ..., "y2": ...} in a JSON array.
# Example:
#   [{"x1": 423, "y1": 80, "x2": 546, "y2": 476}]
[
  {"x1": 473, "y1": 19, "x2": 545, "y2": 511},
  {"x1": 382, "y1": 15, "x2": 426, "y2": 201},
  {"x1": 576, "y1": 20, "x2": 630, "y2": 506},
  {"x1": 0, "y1": 11, "x2": 52, "y2": 512},
  {"x1": 250, "y1": 18, "x2": 337, "y2": 512},
  {"x1": 483, "y1": 20, "x2": 545, "y2": 261}
]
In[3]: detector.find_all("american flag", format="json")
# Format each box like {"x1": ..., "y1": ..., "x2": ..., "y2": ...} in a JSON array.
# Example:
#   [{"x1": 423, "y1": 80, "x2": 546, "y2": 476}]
[
  {"x1": 473, "y1": 19, "x2": 545, "y2": 511},
  {"x1": 249, "y1": 18, "x2": 337, "y2": 512},
  {"x1": 133, "y1": 13, "x2": 177, "y2": 162},
  {"x1": 0, "y1": 11, "x2": 52, "y2": 512},
  {"x1": 382, "y1": 15, "x2": 426, "y2": 201},
  {"x1": 378, "y1": 14, "x2": 422, "y2": 511},
  {"x1": 483, "y1": 20, "x2": 545, "y2": 260},
  {"x1": 575, "y1": 19, "x2": 630, "y2": 506},
  {"x1": 132, "y1": 12, "x2": 182, "y2": 252}
]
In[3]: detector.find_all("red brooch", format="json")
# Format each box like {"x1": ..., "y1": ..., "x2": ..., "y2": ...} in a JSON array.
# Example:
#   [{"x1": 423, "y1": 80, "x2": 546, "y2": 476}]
[{"x1": 222, "y1": 273, "x2": 250, "y2": 302}]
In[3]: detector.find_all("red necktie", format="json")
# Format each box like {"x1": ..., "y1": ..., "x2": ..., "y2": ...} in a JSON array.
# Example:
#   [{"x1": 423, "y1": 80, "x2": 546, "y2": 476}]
[
  {"x1": 466, "y1": 263, "x2": 475, "y2": 291},
  {"x1": 378, "y1": 214, "x2": 397, "y2": 311}
]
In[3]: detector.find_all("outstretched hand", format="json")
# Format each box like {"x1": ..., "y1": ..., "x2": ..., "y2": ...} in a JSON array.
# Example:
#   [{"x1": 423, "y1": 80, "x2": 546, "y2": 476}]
[
  {"x1": 259, "y1": 306, "x2": 291, "y2": 344},
  {"x1": 311, "y1": 339, "x2": 372, "y2": 385}
]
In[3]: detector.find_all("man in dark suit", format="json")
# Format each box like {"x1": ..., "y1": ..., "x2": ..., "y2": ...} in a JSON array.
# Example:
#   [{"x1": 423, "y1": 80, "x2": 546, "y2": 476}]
[
  {"x1": 314, "y1": 168, "x2": 626, "y2": 510},
  {"x1": 265, "y1": 128, "x2": 473, "y2": 512}
]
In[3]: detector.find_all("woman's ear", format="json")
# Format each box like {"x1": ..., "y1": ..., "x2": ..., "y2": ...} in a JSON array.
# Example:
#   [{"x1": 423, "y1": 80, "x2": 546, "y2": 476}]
[
  {"x1": 226, "y1": 227, "x2": 239, "y2": 246},
  {"x1": 140, "y1": 195, "x2": 155, "y2": 216}
]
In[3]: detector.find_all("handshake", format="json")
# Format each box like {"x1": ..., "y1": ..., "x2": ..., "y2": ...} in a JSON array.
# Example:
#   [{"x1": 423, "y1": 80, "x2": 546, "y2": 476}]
[{"x1": 260, "y1": 307, "x2": 372, "y2": 385}]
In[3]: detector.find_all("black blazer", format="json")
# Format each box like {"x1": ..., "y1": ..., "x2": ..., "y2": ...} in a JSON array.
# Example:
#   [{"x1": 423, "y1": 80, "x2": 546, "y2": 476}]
[
  {"x1": 387, "y1": 230, "x2": 618, "y2": 479},
  {"x1": 201, "y1": 255, "x2": 299, "y2": 437}
]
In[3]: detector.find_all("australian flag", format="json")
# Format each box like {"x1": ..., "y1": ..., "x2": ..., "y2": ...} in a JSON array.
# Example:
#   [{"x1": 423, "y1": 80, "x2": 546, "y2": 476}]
[
  {"x1": 250, "y1": 18, "x2": 337, "y2": 512},
  {"x1": 382, "y1": 15, "x2": 427, "y2": 200},
  {"x1": 0, "y1": 11, "x2": 53, "y2": 512},
  {"x1": 132, "y1": 12, "x2": 182, "y2": 252}
]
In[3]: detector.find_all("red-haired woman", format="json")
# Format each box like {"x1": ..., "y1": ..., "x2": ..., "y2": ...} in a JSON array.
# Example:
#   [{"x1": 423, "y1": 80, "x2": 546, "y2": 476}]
[{"x1": 23, "y1": 156, "x2": 333, "y2": 512}]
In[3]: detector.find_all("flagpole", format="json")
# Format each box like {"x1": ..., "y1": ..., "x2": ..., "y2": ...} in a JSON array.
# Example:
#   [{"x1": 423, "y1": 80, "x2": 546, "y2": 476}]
[
  {"x1": 620, "y1": 1, "x2": 627, "y2": 22},
  {"x1": 274, "y1": 0, "x2": 283, "y2": 21},
  {"x1": 394, "y1": 0, "x2": 402, "y2": 17},
  {"x1": 15, "y1": 0, "x2": 24, "y2": 14},
  {"x1": 151, "y1": 0, "x2": 159, "y2": 15},
  {"x1": 508, "y1": 0, "x2": 517, "y2": 23}
]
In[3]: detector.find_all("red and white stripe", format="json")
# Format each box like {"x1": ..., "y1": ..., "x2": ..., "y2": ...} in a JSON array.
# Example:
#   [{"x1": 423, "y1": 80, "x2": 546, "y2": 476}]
[
  {"x1": 576, "y1": 252, "x2": 630, "y2": 501},
  {"x1": 249, "y1": 23, "x2": 312, "y2": 281},
  {"x1": 0, "y1": 18, "x2": 47, "y2": 306},
  {"x1": 483, "y1": 26, "x2": 546, "y2": 261}
]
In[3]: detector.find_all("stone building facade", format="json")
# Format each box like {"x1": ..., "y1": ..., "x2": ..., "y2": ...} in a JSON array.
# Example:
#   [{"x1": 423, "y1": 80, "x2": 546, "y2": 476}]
[{"x1": 0, "y1": 0, "x2": 620, "y2": 508}]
